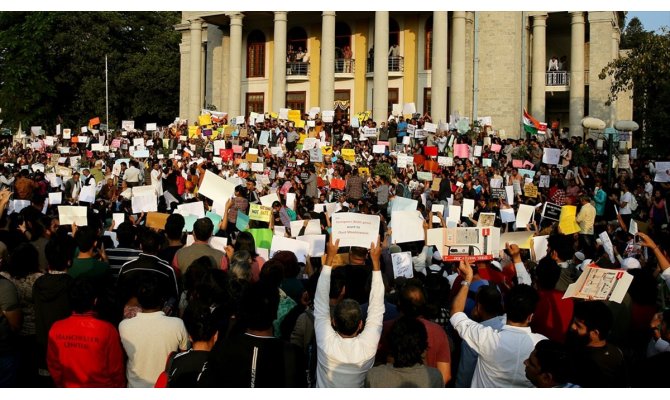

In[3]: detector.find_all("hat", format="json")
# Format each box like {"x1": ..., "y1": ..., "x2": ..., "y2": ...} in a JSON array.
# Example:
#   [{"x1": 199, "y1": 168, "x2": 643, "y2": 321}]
[
  {"x1": 574, "y1": 251, "x2": 585, "y2": 262},
  {"x1": 621, "y1": 257, "x2": 641, "y2": 270},
  {"x1": 389, "y1": 244, "x2": 402, "y2": 254},
  {"x1": 578, "y1": 259, "x2": 592, "y2": 271}
]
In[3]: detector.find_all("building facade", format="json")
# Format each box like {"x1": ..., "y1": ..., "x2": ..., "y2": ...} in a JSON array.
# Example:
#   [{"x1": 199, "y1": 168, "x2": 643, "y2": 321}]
[{"x1": 177, "y1": 11, "x2": 632, "y2": 138}]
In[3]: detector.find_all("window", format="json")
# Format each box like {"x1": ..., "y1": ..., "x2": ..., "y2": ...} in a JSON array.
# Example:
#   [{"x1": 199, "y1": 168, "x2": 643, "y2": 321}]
[
  {"x1": 388, "y1": 88, "x2": 399, "y2": 116},
  {"x1": 389, "y1": 18, "x2": 400, "y2": 47},
  {"x1": 287, "y1": 27, "x2": 308, "y2": 62},
  {"x1": 246, "y1": 93, "x2": 265, "y2": 117},
  {"x1": 286, "y1": 91, "x2": 306, "y2": 113},
  {"x1": 425, "y1": 16, "x2": 432, "y2": 70},
  {"x1": 247, "y1": 30, "x2": 265, "y2": 78},
  {"x1": 423, "y1": 88, "x2": 431, "y2": 115}
]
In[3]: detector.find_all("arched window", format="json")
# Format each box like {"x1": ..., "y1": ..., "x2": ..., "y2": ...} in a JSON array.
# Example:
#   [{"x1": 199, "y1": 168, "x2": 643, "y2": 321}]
[
  {"x1": 247, "y1": 30, "x2": 265, "y2": 78},
  {"x1": 335, "y1": 22, "x2": 352, "y2": 57},
  {"x1": 389, "y1": 18, "x2": 400, "y2": 47},
  {"x1": 425, "y1": 16, "x2": 433, "y2": 70},
  {"x1": 287, "y1": 26, "x2": 308, "y2": 61}
]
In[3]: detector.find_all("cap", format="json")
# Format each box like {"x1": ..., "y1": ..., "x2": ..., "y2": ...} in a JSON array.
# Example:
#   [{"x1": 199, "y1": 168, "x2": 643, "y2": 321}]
[
  {"x1": 389, "y1": 244, "x2": 402, "y2": 254},
  {"x1": 490, "y1": 260, "x2": 503, "y2": 271},
  {"x1": 621, "y1": 257, "x2": 641, "y2": 270},
  {"x1": 574, "y1": 251, "x2": 585, "y2": 261}
]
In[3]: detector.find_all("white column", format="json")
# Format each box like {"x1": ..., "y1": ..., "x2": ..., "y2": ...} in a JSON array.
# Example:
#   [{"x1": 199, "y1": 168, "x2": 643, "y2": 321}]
[
  {"x1": 569, "y1": 12, "x2": 585, "y2": 138},
  {"x1": 450, "y1": 12, "x2": 466, "y2": 119},
  {"x1": 373, "y1": 11, "x2": 389, "y2": 124},
  {"x1": 610, "y1": 28, "x2": 619, "y2": 126},
  {"x1": 272, "y1": 12, "x2": 288, "y2": 112},
  {"x1": 431, "y1": 12, "x2": 448, "y2": 124},
  {"x1": 531, "y1": 14, "x2": 547, "y2": 123},
  {"x1": 228, "y1": 13, "x2": 244, "y2": 118},
  {"x1": 188, "y1": 19, "x2": 203, "y2": 124},
  {"x1": 319, "y1": 11, "x2": 336, "y2": 112}
]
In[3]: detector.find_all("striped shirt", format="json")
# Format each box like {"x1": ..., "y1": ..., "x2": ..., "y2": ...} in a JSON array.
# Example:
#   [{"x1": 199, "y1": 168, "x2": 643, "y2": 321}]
[{"x1": 106, "y1": 247, "x2": 142, "y2": 278}]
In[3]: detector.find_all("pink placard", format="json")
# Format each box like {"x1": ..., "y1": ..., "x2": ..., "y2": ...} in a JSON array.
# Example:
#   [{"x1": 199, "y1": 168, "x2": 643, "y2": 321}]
[
  {"x1": 512, "y1": 159, "x2": 523, "y2": 168},
  {"x1": 523, "y1": 160, "x2": 534, "y2": 169},
  {"x1": 491, "y1": 144, "x2": 502, "y2": 153},
  {"x1": 454, "y1": 144, "x2": 470, "y2": 159},
  {"x1": 232, "y1": 145, "x2": 243, "y2": 154},
  {"x1": 111, "y1": 139, "x2": 121, "y2": 148}
]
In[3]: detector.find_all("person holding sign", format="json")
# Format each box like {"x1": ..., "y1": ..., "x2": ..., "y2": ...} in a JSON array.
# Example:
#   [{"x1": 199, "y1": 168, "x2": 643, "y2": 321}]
[{"x1": 314, "y1": 236, "x2": 384, "y2": 387}]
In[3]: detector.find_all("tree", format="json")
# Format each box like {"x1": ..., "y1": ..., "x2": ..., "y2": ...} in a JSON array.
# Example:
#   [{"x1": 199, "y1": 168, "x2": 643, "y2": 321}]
[
  {"x1": 600, "y1": 26, "x2": 670, "y2": 155},
  {"x1": 0, "y1": 12, "x2": 181, "y2": 132},
  {"x1": 620, "y1": 17, "x2": 647, "y2": 49}
]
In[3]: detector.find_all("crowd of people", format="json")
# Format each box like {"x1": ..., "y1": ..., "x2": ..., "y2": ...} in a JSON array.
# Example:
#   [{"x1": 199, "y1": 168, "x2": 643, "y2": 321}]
[{"x1": 0, "y1": 109, "x2": 669, "y2": 389}]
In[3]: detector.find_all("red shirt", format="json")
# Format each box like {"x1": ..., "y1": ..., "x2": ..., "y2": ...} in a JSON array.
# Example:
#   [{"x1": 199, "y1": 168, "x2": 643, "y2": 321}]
[
  {"x1": 531, "y1": 289, "x2": 574, "y2": 343},
  {"x1": 47, "y1": 312, "x2": 126, "y2": 388}
]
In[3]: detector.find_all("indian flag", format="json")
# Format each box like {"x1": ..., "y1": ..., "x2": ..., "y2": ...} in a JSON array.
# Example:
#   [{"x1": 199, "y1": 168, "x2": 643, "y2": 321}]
[{"x1": 523, "y1": 109, "x2": 543, "y2": 135}]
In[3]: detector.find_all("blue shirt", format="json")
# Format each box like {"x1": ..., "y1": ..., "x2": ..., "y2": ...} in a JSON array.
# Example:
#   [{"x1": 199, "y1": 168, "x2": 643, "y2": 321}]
[{"x1": 397, "y1": 121, "x2": 408, "y2": 137}]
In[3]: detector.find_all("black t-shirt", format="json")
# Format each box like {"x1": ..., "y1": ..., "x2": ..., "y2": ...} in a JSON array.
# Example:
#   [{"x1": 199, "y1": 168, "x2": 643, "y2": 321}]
[
  {"x1": 198, "y1": 332, "x2": 306, "y2": 388},
  {"x1": 571, "y1": 343, "x2": 628, "y2": 388},
  {"x1": 166, "y1": 349, "x2": 210, "y2": 388}
]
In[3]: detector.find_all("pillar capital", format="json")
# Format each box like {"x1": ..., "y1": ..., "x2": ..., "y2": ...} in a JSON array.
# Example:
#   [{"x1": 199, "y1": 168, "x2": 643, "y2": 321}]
[
  {"x1": 189, "y1": 18, "x2": 203, "y2": 29},
  {"x1": 228, "y1": 12, "x2": 244, "y2": 25},
  {"x1": 569, "y1": 11, "x2": 585, "y2": 23},
  {"x1": 532, "y1": 14, "x2": 548, "y2": 26},
  {"x1": 274, "y1": 11, "x2": 288, "y2": 22},
  {"x1": 322, "y1": 11, "x2": 336, "y2": 18}
]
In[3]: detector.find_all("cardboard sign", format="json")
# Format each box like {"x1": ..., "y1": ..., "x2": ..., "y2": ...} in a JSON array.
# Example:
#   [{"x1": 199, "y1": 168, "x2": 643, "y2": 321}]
[
  {"x1": 58, "y1": 206, "x2": 88, "y2": 226},
  {"x1": 559, "y1": 205, "x2": 581, "y2": 234},
  {"x1": 563, "y1": 265, "x2": 633, "y2": 303},
  {"x1": 391, "y1": 252, "x2": 414, "y2": 278},
  {"x1": 524, "y1": 183, "x2": 538, "y2": 198},
  {"x1": 146, "y1": 212, "x2": 170, "y2": 230}
]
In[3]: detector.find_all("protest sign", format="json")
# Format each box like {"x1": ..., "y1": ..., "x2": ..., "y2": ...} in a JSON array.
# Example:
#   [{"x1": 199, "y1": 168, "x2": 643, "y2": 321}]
[
  {"x1": 391, "y1": 252, "x2": 414, "y2": 279},
  {"x1": 331, "y1": 213, "x2": 380, "y2": 248},
  {"x1": 542, "y1": 148, "x2": 560, "y2": 165},
  {"x1": 289, "y1": 219, "x2": 321, "y2": 237},
  {"x1": 270, "y1": 236, "x2": 310, "y2": 263},
  {"x1": 249, "y1": 204, "x2": 272, "y2": 222},
  {"x1": 541, "y1": 202, "x2": 561, "y2": 221},
  {"x1": 390, "y1": 210, "x2": 424, "y2": 243},
  {"x1": 198, "y1": 170, "x2": 236, "y2": 203},
  {"x1": 558, "y1": 205, "x2": 581, "y2": 234},
  {"x1": 58, "y1": 206, "x2": 88, "y2": 226},
  {"x1": 563, "y1": 265, "x2": 633, "y2": 303},
  {"x1": 296, "y1": 234, "x2": 326, "y2": 257}
]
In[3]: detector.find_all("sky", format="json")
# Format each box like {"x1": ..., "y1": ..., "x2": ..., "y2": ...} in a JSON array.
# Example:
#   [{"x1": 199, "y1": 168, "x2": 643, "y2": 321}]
[{"x1": 626, "y1": 11, "x2": 670, "y2": 32}]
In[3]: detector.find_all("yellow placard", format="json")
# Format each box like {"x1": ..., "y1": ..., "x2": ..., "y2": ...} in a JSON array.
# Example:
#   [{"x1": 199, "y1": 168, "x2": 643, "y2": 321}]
[
  {"x1": 524, "y1": 183, "x2": 538, "y2": 198},
  {"x1": 211, "y1": 128, "x2": 221, "y2": 139},
  {"x1": 188, "y1": 126, "x2": 199, "y2": 138},
  {"x1": 431, "y1": 177, "x2": 442, "y2": 192},
  {"x1": 358, "y1": 167, "x2": 370, "y2": 176},
  {"x1": 245, "y1": 153, "x2": 258, "y2": 162},
  {"x1": 198, "y1": 114, "x2": 212, "y2": 127},
  {"x1": 239, "y1": 128, "x2": 248, "y2": 138},
  {"x1": 342, "y1": 148, "x2": 355, "y2": 161},
  {"x1": 321, "y1": 146, "x2": 333, "y2": 156},
  {"x1": 249, "y1": 204, "x2": 272, "y2": 222},
  {"x1": 288, "y1": 109, "x2": 302, "y2": 123},
  {"x1": 298, "y1": 133, "x2": 307, "y2": 144},
  {"x1": 222, "y1": 125, "x2": 234, "y2": 137},
  {"x1": 146, "y1": 212, "x2": 170, "y2": 230},
  {"x1": 269, "y1": 112, "x2": 278, "y2": 119},
  {"x1": 559, "y1": 205, "x2": 581, "y2": 235},
  {"x1": 295, "y1": 120, "x2": 306, "y2": 129}
]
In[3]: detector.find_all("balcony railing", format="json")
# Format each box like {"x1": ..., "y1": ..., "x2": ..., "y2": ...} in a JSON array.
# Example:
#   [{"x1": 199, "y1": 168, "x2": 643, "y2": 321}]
[
  {"x1": 286, "y1": 61, "x2": 310, "y2": 76},
  {"x1": 366, "y1": 56, "x2": 404, "y2": 73},
  {"x1": 334, "y1": 58, "x2": 355, "y2": 74},
  {"x1": 546, "y1": 71, "x2": 569, "y2": 86}
]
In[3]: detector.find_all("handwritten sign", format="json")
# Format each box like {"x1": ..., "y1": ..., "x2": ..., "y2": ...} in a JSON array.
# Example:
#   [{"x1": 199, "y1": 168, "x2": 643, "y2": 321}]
[
  {"x1": 331, "y1": 213, "x2": 380, "y2": 248},
  {"x1": 391, "y1": 252, "x2": 414, "y2": 278},
  {"x1": 249, "y1": 204, "x2": 272, "y2": 222}
]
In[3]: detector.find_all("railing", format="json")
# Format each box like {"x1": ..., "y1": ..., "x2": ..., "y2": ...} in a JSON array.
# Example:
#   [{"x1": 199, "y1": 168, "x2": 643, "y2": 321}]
[
  {"x1": 286, "y1": 61, "x2": 310, "y2": 76},
  {"x1": 334, "y1": 58, "x2": 355, "y2": 74},
  {"x1": 546, "y1": 71, "x2": 569, "y2": 86},
  {"x1": 366, "y1": 56, "x2": 404, "y2": 73}
]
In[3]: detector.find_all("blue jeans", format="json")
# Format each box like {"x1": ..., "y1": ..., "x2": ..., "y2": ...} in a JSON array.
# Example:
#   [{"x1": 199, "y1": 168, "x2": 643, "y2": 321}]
[{"x1": 0, "y1": 353, "x2": 18, "y2": 387}]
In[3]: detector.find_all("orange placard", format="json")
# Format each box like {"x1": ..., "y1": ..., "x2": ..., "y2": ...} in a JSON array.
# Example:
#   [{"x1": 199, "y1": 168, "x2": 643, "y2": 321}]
[
  {"x1": 330, "y1": 178, "x2": 345, "y2": 190},
  {"x1": 89, "y1": 117, "x2": 100, "y2": 126}
]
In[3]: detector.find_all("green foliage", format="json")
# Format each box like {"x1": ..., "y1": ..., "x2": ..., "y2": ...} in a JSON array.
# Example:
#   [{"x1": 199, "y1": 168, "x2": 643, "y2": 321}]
[
  {"x1": 0, "y1": 12, "x2": 181, "y2": 131},
  {"x1": 600, "y1": 25, "x2": 670, "y2": 153},
  {"x1": 373, "y1": 162, "x2": 394, "y2": 180}
]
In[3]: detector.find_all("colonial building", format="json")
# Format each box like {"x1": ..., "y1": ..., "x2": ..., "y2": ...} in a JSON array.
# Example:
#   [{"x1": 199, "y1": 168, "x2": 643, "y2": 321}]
[{"x1": 177, "y1": 11, "x2": 632, "y2": 138}]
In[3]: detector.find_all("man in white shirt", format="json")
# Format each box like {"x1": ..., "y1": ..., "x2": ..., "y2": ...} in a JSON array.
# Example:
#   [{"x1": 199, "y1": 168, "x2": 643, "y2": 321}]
[
  {"x1": 124, "y1": 160, "x2": 142, "y2": 188},
  {"x1": 612, "y1": 182, "x2": 633, "y2": 230},
  {"x1": 314, "y1": 236, "x2": 385, "y2": 388},
  {"x1": 450, "y1": 260, "x2": 546, "y2": 387},
  {"x1": 150, "y1": 161, "x2": 163, "y2": 196}
]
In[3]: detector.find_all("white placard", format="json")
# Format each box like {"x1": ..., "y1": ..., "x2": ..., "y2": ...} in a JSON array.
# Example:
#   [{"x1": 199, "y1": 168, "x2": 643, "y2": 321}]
[
  {"x1": 373, "y1": 144, "x2": 386, "y2": 154},
  {"x1": 296, "y1": 234, "x2": 326, "y2": 257},
  {"x1": 176, "y1": 201, "x2": 206, "y2": 218},
  {"x1": 112, "y1": 213, "x2": 125, "y2": 230},
  {"x1": 58, "y1": 206, "x2": 88, "y2": 226},
  {"x1": 515, "y1": 204, "x2": 535, "y2": 229},
  {"x1": 474, "y1": 145, "x2": 482, "y2": 157},
  {"x1": 402, "y1": 103, "x2": 416, "y2": 115},
  {"x1": 331, "y1": 213, "x2": 380, "y2": 249},
  {"x1": 505, "y1": 185, "x2": 515, "y2": 205},
  {"x1": 532, "y1": 235, "x2": 549, "y2": 262},
  {"x1": 131, "y1": 193, "x2": 158, "y2": 213},
  {"x1": 78, "y1": 185, "x2": 96, "y2": 203},
  {"x1": 391, "y1": 196, "x2": 418, "y2": 212},
  {"x1": 11, "y1": 200, "x2": 31, "y2": 214},
  {"x1": 539, "y1": 175, "x2": 551, "y2": 188},
  {"x1": 431, "y1": 204, "x2": 444, "y2": 223},
  {"x1": 391, "y1": 210, "x2": 424, "y2": 244},
  {"x1": 424, "y1": 122, "x2": 437, "y2": 133},
  {"x1": 500, "y1": 208, "x2": 516, "y2": 223},
  {"x1": 48, "y1": 192, "x2": 62, "y2": 205},
  {"x1": 260, "y1": 192, "x2": 281, "y2": 208},
  {"x1": 285, "y1": 192, "x2": 297, "y2": 210},
  {"x1": 209, "y1": 237, "x2": 229, "y2": 252},
  {"x1": 270, "y1": 235, "x2": 310, "y2": 263},
  {"x1": 133, "y1": 138, "x2": 144, "y2": 147},
  {"x1": 322, "y1": 110, "x2": 334, "y2": 123},
  {"x1": 122, "y1": 120, "x2": 135, "y2": 131},
  {"x1": 542, "y1": 148, "x2": 561, "y2": 165},
  {"x1": 290, "y1": 219, "x2": 321, "y2": 237},
  {"x1": 461, "y1": 199, "x2": 475, "y2": 218},
  {"x1": 391, "y1": 252, "x2": 414, "y2": 278},
  {"x1": 146, "y1": 123, "x2": 157, "y2": 131},
  {"x1": 447, "y1": 205, "x2": 461, "y2": 227},
  {"x1": 198, "y1": 170, "x2": 236, "y2": 203},
  {"x1": 654, "y1": 162, "x2": 670, "y2": 183}
]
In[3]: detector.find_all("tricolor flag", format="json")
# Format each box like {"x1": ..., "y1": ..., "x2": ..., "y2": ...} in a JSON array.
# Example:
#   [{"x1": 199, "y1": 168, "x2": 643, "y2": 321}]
[{"x1": 523, "y1": 109, "x2": 544, "y2": 135}]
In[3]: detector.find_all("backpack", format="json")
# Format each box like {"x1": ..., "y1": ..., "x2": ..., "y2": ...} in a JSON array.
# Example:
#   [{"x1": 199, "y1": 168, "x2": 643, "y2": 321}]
[
  {"x1": 629, "y1": 194, "x2": 638, "y2": 212},
  {"x1": 397, "y1": 182, "x2": 411, "y2": 199}
]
